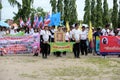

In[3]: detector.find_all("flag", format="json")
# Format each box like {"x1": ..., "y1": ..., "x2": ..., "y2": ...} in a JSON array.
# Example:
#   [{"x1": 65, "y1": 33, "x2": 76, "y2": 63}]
[
  {"x1": 19, "y1": 18, "x2": 24, "y2": 27},
  {"x1": 39, "y1": 17, "x2": 43, "y2": 26},
  {"x1": 44, "y1": 12, "x2": 51, "y2": 25},
  {"x1": 88, "y1": 21, "x2": 94, "y2": 48},
  {"x1": 36, "y1": 16, "x2": 43, "y2": 28},
  {"x1": 66, "y1": 21, "x2": 70, "y2": 32},
  {"x1": 50, "y1": 12, "x2": 61, "y2": 26},
  {"x1": 26, "y1": 17, "x2": 31, "y2": 28},
  {"x1": 88, "y1": 21, "x2": 93, "y2": 41},
  {"x1": 33, "y1": 15, "x2": 39, "y2": 27}
]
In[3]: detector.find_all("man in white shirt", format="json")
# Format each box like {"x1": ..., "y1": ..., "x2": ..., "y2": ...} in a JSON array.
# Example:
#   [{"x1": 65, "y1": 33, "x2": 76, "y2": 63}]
[
  {"x1": 39, "y1": 28, "x2": 44, "y2": 55},
  {"x1": 69, "y1": 26, "x2": 75, "y2": 42},
  {"x1": 49, "y1": 26, "x2": 56, "y2": 42},
  {"x1": 10, "y1": 26, "x2": 16, "y2": 35},
  {"x1": 41, "y1": 26, "x2": 51, "y2": 58},
  {"x1": 72, "y1": 23, "x2": 81, "y2": 58},
  {"x1": 101, "y1": 24, "x2": 110, "y2": 36},
  {"x1": 80, "y1": 26, "x2": 88, "y2": 56}
]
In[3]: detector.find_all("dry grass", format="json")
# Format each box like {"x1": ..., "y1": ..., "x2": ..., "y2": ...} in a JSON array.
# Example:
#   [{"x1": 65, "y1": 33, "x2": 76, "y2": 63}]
[{"x1": 0, "y1": 53, "x2": 120, "y2": 80}]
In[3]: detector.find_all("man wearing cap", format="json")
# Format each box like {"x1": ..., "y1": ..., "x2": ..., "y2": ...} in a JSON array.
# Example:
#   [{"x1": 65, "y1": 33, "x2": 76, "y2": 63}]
[
  {"x1": 41, "y1": 25, "x2": 51, "y2": 58},
  {"x1": 72, "y1": 23, "x2": 81, "y2": 58},
  {"x1": 80, "y1": 26, "x2": 88, "y2": 56}
]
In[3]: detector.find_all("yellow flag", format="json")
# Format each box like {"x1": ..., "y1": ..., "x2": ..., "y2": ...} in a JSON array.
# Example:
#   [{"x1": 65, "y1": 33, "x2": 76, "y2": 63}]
[
  {"x1": 88, "y1": 21, "x2": 93, "y2": 42},
  {"x1": 79, "y1": 21, "x2": 82, "y2": 30},
  {"x1": 66, "y1": 21, "x2": 70, "y2": 32}
]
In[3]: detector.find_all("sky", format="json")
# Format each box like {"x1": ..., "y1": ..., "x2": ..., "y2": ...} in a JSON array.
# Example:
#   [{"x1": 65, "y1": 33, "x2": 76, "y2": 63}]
[{"x1": 1, "y1": 0, "x2": 119, "y2": 21}]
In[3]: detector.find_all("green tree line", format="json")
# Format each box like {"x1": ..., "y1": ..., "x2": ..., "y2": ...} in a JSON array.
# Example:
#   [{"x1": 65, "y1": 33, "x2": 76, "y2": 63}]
[{"x1": 0, "y1": 0, "x2": 120, "y2": 28}]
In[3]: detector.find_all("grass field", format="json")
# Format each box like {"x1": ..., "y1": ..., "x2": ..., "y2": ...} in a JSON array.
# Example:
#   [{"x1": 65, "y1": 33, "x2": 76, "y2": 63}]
[{"x1": 0, "y1": 53, "x2": 120, "y2": 80}]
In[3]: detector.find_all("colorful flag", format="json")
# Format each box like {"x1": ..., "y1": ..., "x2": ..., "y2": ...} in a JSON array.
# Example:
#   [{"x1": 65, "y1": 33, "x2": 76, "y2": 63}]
[
  {"x1": 36, "y1": 16, "x2": 43, "y2": 28},
  {"x1": 33, "y1": 15, "x2": 39, "y2": 27},
  {"x1": 19, "y1": 18, "x2": 24, "y2": 27},
  {"x1": 26, "y1": 17, "x2": 31, "y2": 28},
  {"x1": 66, "y1": 21, "x2": 70, "y2": 32},
  {"x1": 44, "y1": 12, "x2": 51, "y2": 25},
  {"x1": 39, "y1": 17, "x2": 43, "y2": 26}
]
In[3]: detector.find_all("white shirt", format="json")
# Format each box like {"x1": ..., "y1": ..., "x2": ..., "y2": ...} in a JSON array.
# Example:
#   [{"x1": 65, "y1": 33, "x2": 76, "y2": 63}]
[
  {"x1": 69, "y1": 29, "x2": 74, "y2": 39},
  {"x1": 108, "y1": 30, "x2": 115, "y2": 36},
  {"x1": 101, "y1": 28, "x2": 110, "y2": 36},
  {"x1": 65, "y1": 32, "x2": 70, "y2": 41},
  {"x1": 51, "y1": 29, "x2": 57, "y2": 38},
  {"x1": 118, "y1": 31, "x2": 120, "y2": 36},
  {"x1": 10, "y1": 29, "x2": 15, "y2": 34},
  {"x1": 81, "y1": 30, "x2": 88, "y2": 40},
  {"x1": 40, "y1": 30, "x2": 44, "y2": 35},
  {"x1": 73, "y1": 29, "x2": 81, "y2": 41},
  {"x1": 42, "y1": 30, "x2": 51, "y2": 42},
  {"x1": 30, "y1": 28, "x2": 34, "y2": 35},
  {"x1": 0, "y1": 31, "x2": 6, "y2": 36}
]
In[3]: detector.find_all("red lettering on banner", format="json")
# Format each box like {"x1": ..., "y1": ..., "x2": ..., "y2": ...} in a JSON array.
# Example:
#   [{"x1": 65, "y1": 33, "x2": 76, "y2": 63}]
[{"x1": 53, "y1": 46, "x2": 70, "y2": 49}]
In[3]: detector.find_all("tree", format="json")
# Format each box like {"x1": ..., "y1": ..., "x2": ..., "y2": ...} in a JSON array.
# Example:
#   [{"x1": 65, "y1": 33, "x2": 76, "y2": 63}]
[
  {"x1": 103, "y1": 0, "x2": 110, "y2": 26},
  {"x1": 108, "y1": 9, "x2": 113, "y2": 22},
  {"x1": 91, "y1": 0, "x2": 96, "y2": 27},
  {"x1": 30, "y1": 7, "x2": 47, "y2": 27},
  {"x1": 8, "y1": 0, "x2": 34, "y2": 21},
  {"x1": 96, "y1": 0, "x2": 103, "y2": 27},
  {"x1": 84, "y1": 0, "x2": 91, "y2": 24},
  {"x1": 50, "y1": 0, "x2": 57, "y2": 14},
  {"x1": 69, "y1": 0, "x2": 78, "y2": 24},
  {"x1": 57, "y1": 0, "x2": 63, "y2": 20},
  {"x1": 112, "y1": 0, "x2": 118, "y2": 28},
  {"x1": 0, "y1": 0, "x2": 2, "y2": 9},
  {"x1": 118, "y1": 0, "x2": 120, "y2": 28},
  {"x1": 0, "y1": 0, "x2": 2, "y2": 20},
  {"x1": 31, "y1": 7, "x2": 47, "y2": 17},
  {"x1": 64, "y1": 0, "x2": 70, "y2": 22}
]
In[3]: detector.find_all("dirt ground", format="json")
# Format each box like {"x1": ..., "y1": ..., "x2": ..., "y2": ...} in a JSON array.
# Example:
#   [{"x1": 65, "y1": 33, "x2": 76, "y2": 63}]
[{"x1": 0, "y1": 53, "x2": 120, "y2": 80}]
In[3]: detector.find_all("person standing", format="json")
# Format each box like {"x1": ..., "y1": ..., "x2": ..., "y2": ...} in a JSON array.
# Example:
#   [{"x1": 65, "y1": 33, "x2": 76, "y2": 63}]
[
  {"x1": 41, "y1": 26, "x2": 51, "y2": 59},
  {"x1": 69, "y1": 26, "x2": 75, "y2": 42},
  {"x1": 72, "y1": 23, "x2": 81, "y2": 58},
  {"x1": 33, "y1": 28, "x2": 39, "y2": 56},
  {"x1": 93, "y1": 28, "x2": 102, "y2": 54},
  {"x1": 101, "y1": 24, "x2": 110, "y2": 36},
  {"x1": 49, "y1": 25, "x2": 56, "y2": 42},
  {"x1": 40, "y1": 28, "x2": 44, "y2": 54},
  {"x1": 80, "y1": 26, "x2": 88, "y2": 56},
  {"x1": 54, "y1": 26, "x2": 64, "y2": 57},
  {"x1": 49, "y1": 25, "x2": 56, "y2": 55},
  {"x1": 62, "y1": 28, "x2": 70, "y2": 56}
]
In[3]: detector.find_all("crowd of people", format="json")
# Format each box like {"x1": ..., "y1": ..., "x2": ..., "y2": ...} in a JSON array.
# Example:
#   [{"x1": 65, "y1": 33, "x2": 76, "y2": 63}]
[{"x1": 0, "y1": 23, "x2": 120, "y2": 58}]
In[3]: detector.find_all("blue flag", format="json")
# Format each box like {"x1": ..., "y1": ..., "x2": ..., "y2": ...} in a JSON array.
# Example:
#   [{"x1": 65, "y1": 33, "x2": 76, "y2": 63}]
[{"x1": 50, "y1": 12, "x2": 61, "y2": 26}]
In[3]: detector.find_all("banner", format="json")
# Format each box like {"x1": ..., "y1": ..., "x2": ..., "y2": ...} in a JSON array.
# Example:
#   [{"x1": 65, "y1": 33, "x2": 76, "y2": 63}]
[
  {"x1": 50, "y1": 42, "x2": 74, "y2": 53},
  {"x1": 100, "y1": 36, "x2": 120, "y2": 55},
  {"x1": 0, "y1": 34, "x2": 40, "y2": 54}
]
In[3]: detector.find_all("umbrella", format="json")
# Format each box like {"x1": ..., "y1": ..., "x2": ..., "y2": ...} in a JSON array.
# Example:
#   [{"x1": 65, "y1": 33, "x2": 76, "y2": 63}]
[{"x1": 0, "y1": 21, "x2": 10, "y2": 28}]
